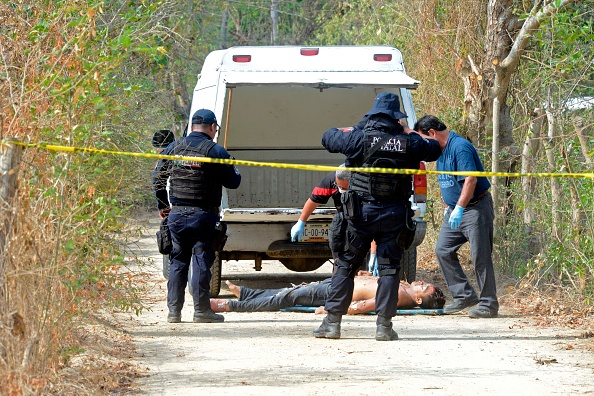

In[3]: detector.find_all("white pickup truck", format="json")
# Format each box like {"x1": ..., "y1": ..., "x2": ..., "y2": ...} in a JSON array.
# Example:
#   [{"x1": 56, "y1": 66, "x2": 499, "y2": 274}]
[{"x1": 163, "y1": 45, "x2": 429, "y2": 296}]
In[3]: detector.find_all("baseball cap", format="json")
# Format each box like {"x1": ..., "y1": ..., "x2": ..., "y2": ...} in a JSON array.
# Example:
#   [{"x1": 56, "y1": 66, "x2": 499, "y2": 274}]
[{"x1": 191, "y1": 109, "x2": 218, "y2": 125}]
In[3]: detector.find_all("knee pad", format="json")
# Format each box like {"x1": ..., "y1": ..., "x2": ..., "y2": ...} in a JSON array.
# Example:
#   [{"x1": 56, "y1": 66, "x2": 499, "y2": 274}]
[
  {"x1": 345, "y1": 226, "x2": 369, "y2": 259},
  {"x1": 377, "y1": 256, "x2": 399, "y2": 277},
  {"x1": 334, "y1": 259, "x2": 359, "y2": 278}
]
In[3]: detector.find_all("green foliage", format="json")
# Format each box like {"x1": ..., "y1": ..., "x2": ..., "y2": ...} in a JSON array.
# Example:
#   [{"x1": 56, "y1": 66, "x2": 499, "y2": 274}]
[{"x1": 2, "y1": 0, "x2": 593, "y2": 389}]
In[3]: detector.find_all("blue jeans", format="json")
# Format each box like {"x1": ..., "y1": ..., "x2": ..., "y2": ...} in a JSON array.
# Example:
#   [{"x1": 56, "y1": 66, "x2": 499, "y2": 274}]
[
  {"x1": 437, "y1": 194, "x2": 498, "y2": 312},
  {"x1": 325, "y1": 201, "x2": 410, "y2": 318},
  {"x1": 228, "y1": 279, "x2": 332, "y2": 312},
  {"x1": 167, "y1": 208, "x2": 217, "y2": 313}
]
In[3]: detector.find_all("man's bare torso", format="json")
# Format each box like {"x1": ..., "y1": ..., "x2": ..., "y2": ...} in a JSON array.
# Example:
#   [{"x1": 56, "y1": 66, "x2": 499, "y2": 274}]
[{"x1": 352, "y1": 276, "x2": 378, "y2": 300}]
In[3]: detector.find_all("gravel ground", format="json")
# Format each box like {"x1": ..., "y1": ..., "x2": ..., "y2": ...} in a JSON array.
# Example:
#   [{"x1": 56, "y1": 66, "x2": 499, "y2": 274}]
[{"x1": 121, "y1": 213, "x2": 594, "y2": 396}]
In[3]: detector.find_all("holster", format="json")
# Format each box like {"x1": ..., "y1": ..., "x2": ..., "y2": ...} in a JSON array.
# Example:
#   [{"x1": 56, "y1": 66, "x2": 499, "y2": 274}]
[
  {"x1": 156, "y1": 217, "x2": 173, "y2": 255},
  {"x1": 329, "y1": 212, "x2": 347, "y2": 253},
  {"x1": 396, "y1": 217, "x2": 417, "y2": 250},
  {"x1": 212, "y1": 221, "x2": 228, "y2": 252},
  {"x1": 341, "y1": 191, "x2": 361, "y2": 220}
]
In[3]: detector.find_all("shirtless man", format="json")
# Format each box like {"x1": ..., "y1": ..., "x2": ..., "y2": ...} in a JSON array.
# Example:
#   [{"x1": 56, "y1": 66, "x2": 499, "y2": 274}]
[{"x1": 210, "y1": 272, "x2": 445, "y2": 314}]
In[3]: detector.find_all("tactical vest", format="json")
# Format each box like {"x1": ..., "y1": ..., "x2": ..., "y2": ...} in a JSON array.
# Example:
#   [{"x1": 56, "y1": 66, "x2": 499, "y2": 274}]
[
  {"x1": 168, "y1": 138, "x2": 221, "y2": 208},
  {"x1": 350, "y1": 123, "x2": 413, "y2": 201}
]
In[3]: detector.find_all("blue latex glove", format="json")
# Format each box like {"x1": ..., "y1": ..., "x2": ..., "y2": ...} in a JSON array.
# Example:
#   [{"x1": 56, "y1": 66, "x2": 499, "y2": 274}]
[
  {"x1": 448, "y1": 205, "x2": 464, "y2": 230},
  {"x1": 368, "y1": 253, "x2": 378, "y2": 276},
  {"x1": 291, "y1": 220, "x2": 306, "y2": 242}
]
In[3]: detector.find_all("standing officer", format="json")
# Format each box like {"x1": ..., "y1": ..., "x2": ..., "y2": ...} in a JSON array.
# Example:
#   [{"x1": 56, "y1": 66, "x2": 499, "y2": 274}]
[
  {"x1": 414, "y1": 115, "x2": 498, "y2": 318},
  {"x1": 316, "y1": 92, "x2": 442, "y2": 341},
  {"x1": 153, "y1": 109, "x2": 241, "y2": 323}
]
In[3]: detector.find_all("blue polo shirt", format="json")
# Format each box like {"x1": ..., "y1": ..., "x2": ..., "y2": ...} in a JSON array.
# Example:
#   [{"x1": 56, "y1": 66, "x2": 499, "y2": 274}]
[{"x1": 437, "y1": 131, "x2": 490, "y2": 208}]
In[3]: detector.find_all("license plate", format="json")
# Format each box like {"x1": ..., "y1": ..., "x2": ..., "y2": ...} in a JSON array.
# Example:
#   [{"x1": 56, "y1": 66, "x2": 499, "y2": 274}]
[{"x1": 298, "y1": 223, "x2": 330, "y2": 242}]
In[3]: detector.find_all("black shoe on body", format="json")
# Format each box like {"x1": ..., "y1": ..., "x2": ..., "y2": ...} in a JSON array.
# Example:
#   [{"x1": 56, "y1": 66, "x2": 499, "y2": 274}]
[
  {"x1": 193, "y1": 309, "x2": 224, "y2": 323},
  {"x1": 313, "y1": 313, "x2": 342, "y2": 339},
  {"x1": 167, "y1": 312, "x2": 181, "y2": 323},
  {"x1": 375, "y1": 316, "x2": 398, "y2": 341},
  {"x1": 468, "y1": 306, "x2": 498, "y2": 318},
  {"x1": 443, "y1": 297, "x2": 480, "y2": 314}
]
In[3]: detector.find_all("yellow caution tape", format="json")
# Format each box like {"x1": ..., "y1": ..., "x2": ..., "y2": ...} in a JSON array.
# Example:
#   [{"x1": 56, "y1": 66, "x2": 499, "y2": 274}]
[{"x1": 2, "y1": 139, "x2": 593, "y2": 179}]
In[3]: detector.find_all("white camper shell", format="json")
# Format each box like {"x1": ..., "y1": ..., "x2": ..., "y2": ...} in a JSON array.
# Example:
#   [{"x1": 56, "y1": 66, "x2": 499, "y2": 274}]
[{"x1": 184, "y1": 46, "x2": 427, "y2": 295}]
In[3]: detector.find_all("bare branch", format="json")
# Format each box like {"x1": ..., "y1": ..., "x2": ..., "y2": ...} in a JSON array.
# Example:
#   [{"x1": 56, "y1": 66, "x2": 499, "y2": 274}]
[{"x1": 500, "y1": 0, "x2": 576, "y2": 71}]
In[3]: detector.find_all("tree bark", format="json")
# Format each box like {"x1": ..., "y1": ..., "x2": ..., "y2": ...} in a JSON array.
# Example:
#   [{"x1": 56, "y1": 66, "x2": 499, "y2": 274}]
[
  {"x1": 270, "y1": 0, "x2": 279, "y2": 45},
  {"x1": 573, "y1": 116, "x2": 592, "y2": 165},
  {"x1": 521, "y1": 108, "x2": 543, "y2": 258},
  {"x1": 544, "y1": 109, "x2": 562, "y2": 241},
  {"x1": 491, "y1": 96, "x2": 501, "y2": 220},
  {"x1": 0, "y1": 139, "x2": 22, "y2": 310},
  {"x1": 561, "y1": 141, "x2": 587, "y2": 246},
  {"x1": 220, "y1": 1, "x2": 230, "y2": 49},
  {"x1": 168, "y1": 71, "x2": 190, "y2": 124}
]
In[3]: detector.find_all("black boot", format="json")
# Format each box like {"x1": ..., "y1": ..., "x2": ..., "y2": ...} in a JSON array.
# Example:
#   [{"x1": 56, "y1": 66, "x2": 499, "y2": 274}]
[
  {"x1": 376, "y1": 315, "x2": 398, "y2": 341},
  {"x1": 193, "y1": 309, "x2": 224, "y2": 323},
  {"x1": 313, "y1": 313, "x2": 342, "y2": 339}
]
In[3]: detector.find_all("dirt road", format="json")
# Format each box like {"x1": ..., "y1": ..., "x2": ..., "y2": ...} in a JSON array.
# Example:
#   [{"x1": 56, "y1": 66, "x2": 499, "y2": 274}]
[{"x1": 122, "y1": 213, "x2": 594, "y2": 396}]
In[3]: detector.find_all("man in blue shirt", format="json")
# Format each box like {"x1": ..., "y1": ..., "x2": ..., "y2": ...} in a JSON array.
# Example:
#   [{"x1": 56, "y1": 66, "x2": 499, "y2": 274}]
[
  {"x1": 154, "y1": 109, "x2": 241, "y2": 323},
  {"x1": 415, "y1": 115, "x2": 498, "y2": 318}
]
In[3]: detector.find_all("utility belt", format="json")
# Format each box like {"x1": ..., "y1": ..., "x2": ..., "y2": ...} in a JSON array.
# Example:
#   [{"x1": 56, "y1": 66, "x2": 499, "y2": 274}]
[
  {"x1": 467, "y1": 190, "x2": 489, "y2": 206},
  {"x1": 341, "y1": 191, "x2": 405, "y2": 220},
  {"x1": 170, "y1": 205, "x2": 219, "y2": 213},
  {"x1": 359, "y1": 198, "x2": 406, "y2": 205}
]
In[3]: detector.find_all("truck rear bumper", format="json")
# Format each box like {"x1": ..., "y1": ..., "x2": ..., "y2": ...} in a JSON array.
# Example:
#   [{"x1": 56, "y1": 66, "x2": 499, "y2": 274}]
[{"x1": 267, "y1": 240, "x2": 331, "y2": 259}]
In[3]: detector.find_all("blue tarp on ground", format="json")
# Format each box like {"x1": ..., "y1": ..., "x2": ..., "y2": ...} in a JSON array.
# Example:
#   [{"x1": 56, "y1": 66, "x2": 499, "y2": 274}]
[{"x1": 280, "y1": 306, "x2": 444, "y2": 315}]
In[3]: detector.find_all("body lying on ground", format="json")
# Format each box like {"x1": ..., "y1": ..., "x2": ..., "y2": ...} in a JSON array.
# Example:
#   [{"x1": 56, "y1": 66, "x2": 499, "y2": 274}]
[{"x1": 210, "y1": 271, "x2": 445, "y2": 315}]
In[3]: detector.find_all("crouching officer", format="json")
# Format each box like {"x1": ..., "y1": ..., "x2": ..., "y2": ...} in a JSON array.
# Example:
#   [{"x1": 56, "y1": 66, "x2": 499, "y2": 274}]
[
  {"x1": 315, "y1": 92, "x2": 442, "y2": 340},
  {"x1": 153, "y1": 109, "x2": 241, "y2": 323}
]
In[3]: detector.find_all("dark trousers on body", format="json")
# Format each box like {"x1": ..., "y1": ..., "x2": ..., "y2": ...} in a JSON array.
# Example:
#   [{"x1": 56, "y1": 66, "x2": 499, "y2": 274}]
[
  {"x1": 167, "y1": 208, "x2": 217, "y2": 313},
  {"x1": 325, "y1": 201, "x2": 409, "y2": 318},
  {"x1": 228, "y1": 279, "x2": 332, "y2": 312},
  {"x1": 437, "y1": 194, "x2": 499, "y2": 312}
]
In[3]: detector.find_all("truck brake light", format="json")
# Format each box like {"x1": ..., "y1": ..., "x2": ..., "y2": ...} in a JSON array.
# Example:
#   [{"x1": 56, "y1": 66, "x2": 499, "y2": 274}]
[
  {"x1": 232, "y1": 55, "x2": 252, "y2": 63},
  {"x1": 414, "y1": 162, "x2": 427, "y2": 203},
  {"x1": 300, "y1": 48, "x2": 319, "y2": 56},
  {"x1": 374, "y1": 54, "x2": 392, "y2": 62}
]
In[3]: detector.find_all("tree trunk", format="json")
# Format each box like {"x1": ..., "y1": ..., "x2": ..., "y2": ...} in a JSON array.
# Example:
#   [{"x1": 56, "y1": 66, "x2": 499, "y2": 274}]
[
  {"x1": 460, "y1": 0, "x2": 575, "y2": 146},
  {"x1": 220, "y1": 1, "x2": 230, "y2": 49},
  {"x1": 573, "y1": 116, "x2": 592, "y2": 165},
  {"x1": 0, "y1": 139, "x2": 22, "y2": 310},
  {"x1": 491, "y1": 96, "x2": 501, "y2": 225},
  {"x1": 544, "y1": 109, "x2": 562, "y2": 241},
  {"x1": 168, "y1": 71, "x2": 190, "y2": 124},
  {"x1": 270, "y1": 0, "x2": 279, "y2": 45},
  {"x1": 521, "y1": 108, "x2": 543, "y2": 258},
  {"x1": 561, "y1": 141, "x2": 587, "y2": 246}
]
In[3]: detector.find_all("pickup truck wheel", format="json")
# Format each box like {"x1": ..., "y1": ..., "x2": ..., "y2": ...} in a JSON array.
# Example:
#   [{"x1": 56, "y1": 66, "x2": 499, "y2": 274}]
[
  {"x1": 399, "y1": 247, "x2": 417, "y2": 282},
  {"x1": 280, "y1": 258, "x2": 326, "y2": 272},
  {"x1": 162, "y1": 255, "x2": 170, "y2": 279},
  {"x1": 187, "y1": 253, "x2": 222, "y2": 297}
]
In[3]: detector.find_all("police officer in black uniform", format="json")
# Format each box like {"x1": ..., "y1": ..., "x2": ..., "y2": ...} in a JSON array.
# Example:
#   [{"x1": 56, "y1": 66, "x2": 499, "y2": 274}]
[
  {"x1": 315, "y1": 92, "x2": 442, "y2": 340},
  {"x1": 153, "y1": 109, "x2": 241, "y2": 323}
]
